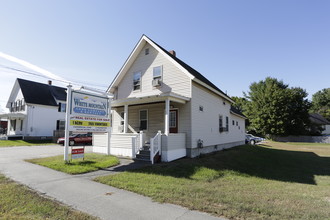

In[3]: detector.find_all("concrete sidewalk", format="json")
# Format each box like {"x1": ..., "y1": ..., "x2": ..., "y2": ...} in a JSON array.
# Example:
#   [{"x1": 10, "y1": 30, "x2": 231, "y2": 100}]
[{"x1": 0, "y1": 146, "x2": 225, "y2": 220}]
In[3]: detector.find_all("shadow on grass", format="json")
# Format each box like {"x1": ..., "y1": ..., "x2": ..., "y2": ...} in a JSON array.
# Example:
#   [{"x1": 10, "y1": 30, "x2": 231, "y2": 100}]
[
  {"x1": 67, "y1": 161, "x2": 96, "y2": 166},
  {"x1": 130, "y1": 145, "x2": 330, "y2": 185}
]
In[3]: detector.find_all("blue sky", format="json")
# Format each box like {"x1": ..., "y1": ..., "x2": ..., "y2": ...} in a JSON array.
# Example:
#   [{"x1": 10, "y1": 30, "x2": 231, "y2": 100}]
[{"x1": 0, "y1": 0, "x2": 329, "y2": 112}]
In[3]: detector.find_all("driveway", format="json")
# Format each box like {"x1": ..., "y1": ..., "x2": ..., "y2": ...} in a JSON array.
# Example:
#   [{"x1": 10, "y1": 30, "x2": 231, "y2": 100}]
[{"x1": 0, "y1": 145, "x2": 225, "y2": 220}]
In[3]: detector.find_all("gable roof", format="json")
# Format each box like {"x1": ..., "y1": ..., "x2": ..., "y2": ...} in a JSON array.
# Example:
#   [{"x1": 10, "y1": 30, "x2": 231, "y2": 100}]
[
  {"x1": 108, "y1": 35, "x2": 233, "y2": 102},
  {"x1": 309, "y1": 113, "x2": 330, "y2": 125},
  {"x1": 17, "y1": 78, "x2": 66, "y2": 106}
]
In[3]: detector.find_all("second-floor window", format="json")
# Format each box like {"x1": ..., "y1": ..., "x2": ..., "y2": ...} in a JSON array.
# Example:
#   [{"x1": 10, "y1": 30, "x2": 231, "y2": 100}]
[
  {"x1": 153, "y1": 66, "x2": 162, "y2": 80},
  {"x1": 10, "y1": 99, "x2": 25, "y2": 112},
  {"x1": 133, "y1": 72, "x2": 141, "y2": 91}
]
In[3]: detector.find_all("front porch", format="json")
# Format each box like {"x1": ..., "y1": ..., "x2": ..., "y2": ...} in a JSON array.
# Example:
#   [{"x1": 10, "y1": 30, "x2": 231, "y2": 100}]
[
  {"x1": 93, "y1": 93, "x2": 190, "y2": 163},
  {"x1": 0, "y1": 112, "x2": 27, "y2": 139}
]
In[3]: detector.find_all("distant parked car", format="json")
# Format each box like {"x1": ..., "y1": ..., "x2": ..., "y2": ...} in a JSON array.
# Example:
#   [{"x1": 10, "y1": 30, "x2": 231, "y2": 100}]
[
  {"x1": 245, "y1": 134, "x2": 263, "y2": 145},
  {"x1": 57, "y1": 133, "x2": 92, "y2": 146}
]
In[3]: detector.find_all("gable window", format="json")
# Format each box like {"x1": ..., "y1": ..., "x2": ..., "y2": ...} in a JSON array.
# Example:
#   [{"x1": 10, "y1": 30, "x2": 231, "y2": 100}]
[
  {"x1": 133, "y1": 72, "x2": 141, "y2": 91},
  {"x1": 153, "y1": 66, "x2": 162, "y2": 80},
  {"x1": 219, "y1": 115, "x2": 223, "y2": 132},
  {"x1": 139, "y1": 109, "x2": 148, "y2": 130},
  {"x1": 145, "y1": 48, "x2": 149, "y2": 55}
]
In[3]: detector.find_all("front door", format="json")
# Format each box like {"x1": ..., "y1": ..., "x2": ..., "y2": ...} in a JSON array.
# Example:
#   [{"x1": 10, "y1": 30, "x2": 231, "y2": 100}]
[{"x1": 169, "y1": 109, "x2": 178, "y2": 133}]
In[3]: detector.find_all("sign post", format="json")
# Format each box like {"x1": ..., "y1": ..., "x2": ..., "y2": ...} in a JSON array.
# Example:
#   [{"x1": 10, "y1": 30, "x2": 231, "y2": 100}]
[
  {"x1": 64, "y1": 85, "x2": 111, "y2": 162},
  {"x1": 64, "y1": 85, "x2": 72, "y2": 162}
]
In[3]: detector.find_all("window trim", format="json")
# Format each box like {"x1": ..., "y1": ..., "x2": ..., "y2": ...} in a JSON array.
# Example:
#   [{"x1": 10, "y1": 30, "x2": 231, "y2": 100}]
[{"x1": 139, "y1": 109, "x2": 148, "y2": 130}]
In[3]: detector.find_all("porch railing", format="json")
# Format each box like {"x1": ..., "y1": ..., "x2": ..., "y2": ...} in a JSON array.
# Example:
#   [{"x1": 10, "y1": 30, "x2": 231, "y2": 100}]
[
  {"x1": 132, "y1": 131, "x2": 145, "y2": 158},
  {"x1": 150, "y1": 130, "x2": 162, "y2": 164}
]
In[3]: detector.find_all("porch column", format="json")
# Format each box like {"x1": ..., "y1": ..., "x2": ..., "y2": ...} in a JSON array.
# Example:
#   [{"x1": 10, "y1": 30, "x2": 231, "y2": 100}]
[
  {"x1": 124, "y1": 104, "x2": 128, "y2": 133},
  {"x1": 164, "y1": 99, "x2": 170, "y2": 135}
]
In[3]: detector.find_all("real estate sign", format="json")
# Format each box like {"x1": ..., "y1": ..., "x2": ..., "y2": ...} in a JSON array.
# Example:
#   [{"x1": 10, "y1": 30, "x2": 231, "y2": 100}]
[
  {"x1": 69, "y1": 91, "x2": 111, "y2": 132},
  {"x1": 71, "y1": 148, "x2": 84, "y2": 159}
]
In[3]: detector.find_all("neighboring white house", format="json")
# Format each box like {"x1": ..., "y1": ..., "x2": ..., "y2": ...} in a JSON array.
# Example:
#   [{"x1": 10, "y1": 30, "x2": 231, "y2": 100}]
[
  {"x1": 310, "y1": 113, "x2": 330, "y2": 135},
  {"x1": 93, "y1": 35, "x2": 246, "y2": 162},
  {"x1": 0, "y1": 78, "x2": 67, "y2": 140}
]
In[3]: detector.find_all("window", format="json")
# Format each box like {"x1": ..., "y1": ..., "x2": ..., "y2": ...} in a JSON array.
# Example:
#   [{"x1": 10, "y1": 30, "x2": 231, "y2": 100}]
[
  {"x1": 10, "y1": 119, "x2": 16, "y2": 131},
  {"x1": 219, "y1": 115, "x2": 223, "y2": 132},
  {"x1": 56, "y1": 120, "x2": 65, "y2": 130},
  {"x1": 119, "y1": 112, "x2": 124, "y2": 133},
  {"x1": 20, "y1": 120, "x2": 23, "y2": 131},
  {"x1": 199, "y1": 105, "x2": 204, "y2": 112},
  {"x1": 153, "y1": 66, "x2": 162, "y2": 80},
  {"x1": 120, "y1": 112, "x2": 124, "y2": 126},
  {"x1": 58, "y1": 103, "x2": 66, "y2": 112},
  {"x1": 236, "y1": 121, "x2": 238, "y2": 126},
  {"x1": 145, "y1": 48, "x2": 149, "y2": 55},
  {"x1": 133, "y1": 72, "x2": 141, "y2": 91},
  {"x1": 232, "y1": 120, "x2": 235, "y2": 125},
  {"x1": 226, "y1": 116, "x2": 229, "y2": 131},
  {"x1": 170, "y1": 111, "x2": 176, "y2": 128},
  {"x1": 139, "y1": 110, "x2": 148, "y2": 130}
]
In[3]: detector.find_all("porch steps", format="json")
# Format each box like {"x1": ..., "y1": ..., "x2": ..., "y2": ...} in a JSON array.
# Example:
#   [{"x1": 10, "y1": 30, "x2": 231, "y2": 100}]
[{"x1": 135, "y1": 149, "x2": 151, "y2": 162}]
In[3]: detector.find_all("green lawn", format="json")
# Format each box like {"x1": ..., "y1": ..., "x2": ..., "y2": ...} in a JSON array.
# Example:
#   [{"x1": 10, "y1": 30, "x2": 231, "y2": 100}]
[
  {"x1": 95, "y1": 142, "x2": 330, "y2": 220},
  {"x1": 0, "y1": 174, "x2": 97, "y2": 219},
  {"x1": 27, "y1": 153, "x2": 119, "y2": 174},
  {"x1": 0, "y1": 140, "x2": 56, "y2": 147}
]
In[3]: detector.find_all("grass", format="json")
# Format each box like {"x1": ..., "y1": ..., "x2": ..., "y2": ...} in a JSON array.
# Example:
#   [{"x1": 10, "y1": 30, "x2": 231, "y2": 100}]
[
  {"x1": 0, "y1": 174, "x2": 97, "y2": 219},
  {"x1": 95, "y1": 141, "x2": 330, "y2": 220},
  {"x1": 27, "y1": 153, "x2": 120, "y2": 174},
  {"x1": 0, "y1": 140, "x2": 56, "y2": 147}
]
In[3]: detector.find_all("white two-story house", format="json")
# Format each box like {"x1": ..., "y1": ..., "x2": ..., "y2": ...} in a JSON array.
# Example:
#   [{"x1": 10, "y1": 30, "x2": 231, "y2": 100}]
[
  {"x1": 0, "y1": 78, "x2": 67, "y2": 140},
  {"x1": 93, "y1": 35, "x2": 246, "y2": 162}
]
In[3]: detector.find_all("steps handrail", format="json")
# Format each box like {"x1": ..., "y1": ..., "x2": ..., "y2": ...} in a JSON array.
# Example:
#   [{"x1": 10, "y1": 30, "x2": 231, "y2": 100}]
[{"x1": 150, "y1": 130, "x2": 162, "y2": 164}]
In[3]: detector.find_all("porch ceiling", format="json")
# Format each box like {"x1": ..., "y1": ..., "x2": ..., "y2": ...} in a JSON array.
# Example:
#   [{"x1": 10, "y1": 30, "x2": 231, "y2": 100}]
[{"x1": 111, "y1": 92, "x2": 190, "y2": 107}]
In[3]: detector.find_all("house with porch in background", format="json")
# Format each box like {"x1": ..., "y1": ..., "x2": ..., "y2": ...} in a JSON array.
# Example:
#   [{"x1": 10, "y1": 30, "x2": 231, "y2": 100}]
[
  {"x1": 93, "y1": 35, "x2": 246, "y2": 163},
  {"x1": 0, "y1": 78, "x2": 67, "y2": 140}
]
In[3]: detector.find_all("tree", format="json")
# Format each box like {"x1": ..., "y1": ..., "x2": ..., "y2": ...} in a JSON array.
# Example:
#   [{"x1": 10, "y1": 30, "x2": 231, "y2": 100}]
[
  {"x1": 231, "y1": 96, "x2": 249, "y2": 113},
  {"x1": 311, "y1": 88, "x2": 330, "y2": 121},
  {"x1": 244, "y1": 77, "x2": 310, "y2": 136}
]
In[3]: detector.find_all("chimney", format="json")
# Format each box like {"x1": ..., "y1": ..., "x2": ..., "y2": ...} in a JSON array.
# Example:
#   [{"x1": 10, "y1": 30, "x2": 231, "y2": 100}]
[
  {"x1": 169, "y1": 50, "x2": 176, "y2": 57},
  {"x1": 48, "y1": 80, "x2": 52, "y2": 85}
]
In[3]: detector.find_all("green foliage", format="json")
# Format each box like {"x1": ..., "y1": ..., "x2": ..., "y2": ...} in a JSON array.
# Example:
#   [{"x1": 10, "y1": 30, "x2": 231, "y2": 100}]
[
  {"x1": 0, "y1": 174, "x2": 97, "y2": 219},
  {"x1": 311, "y1": 88, "x2": 330, "y2": 121},
  {"x1": 96, "y1": 142, "x2": 330, "y2": 220},
  {"x1": 231, "y1": 96, "x2": 249, "y2": 113},
  {"x1": 244, "y1": 77, "x2": 310, "y2": 136},
  {"x1": 26, "y1": 153, "x2": 119, "y2": 174},
  {"x1": 0, "y1": 140, "x2": 55, "y2": 147}
]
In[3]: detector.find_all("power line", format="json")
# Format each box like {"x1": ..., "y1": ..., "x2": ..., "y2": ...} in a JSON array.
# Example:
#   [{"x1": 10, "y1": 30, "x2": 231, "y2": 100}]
[{"x1": 0, "y1": 64, "x2": 108, "y2": 90}]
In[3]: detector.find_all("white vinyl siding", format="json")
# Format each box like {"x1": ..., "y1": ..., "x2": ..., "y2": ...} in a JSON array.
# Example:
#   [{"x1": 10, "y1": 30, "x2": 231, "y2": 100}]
[
  {"x1": 116, "y1": 43, "x2": 191, "y2": 99},
  {"x1": 191, "y1": 82, "x2": 245, "y2": 148}
]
